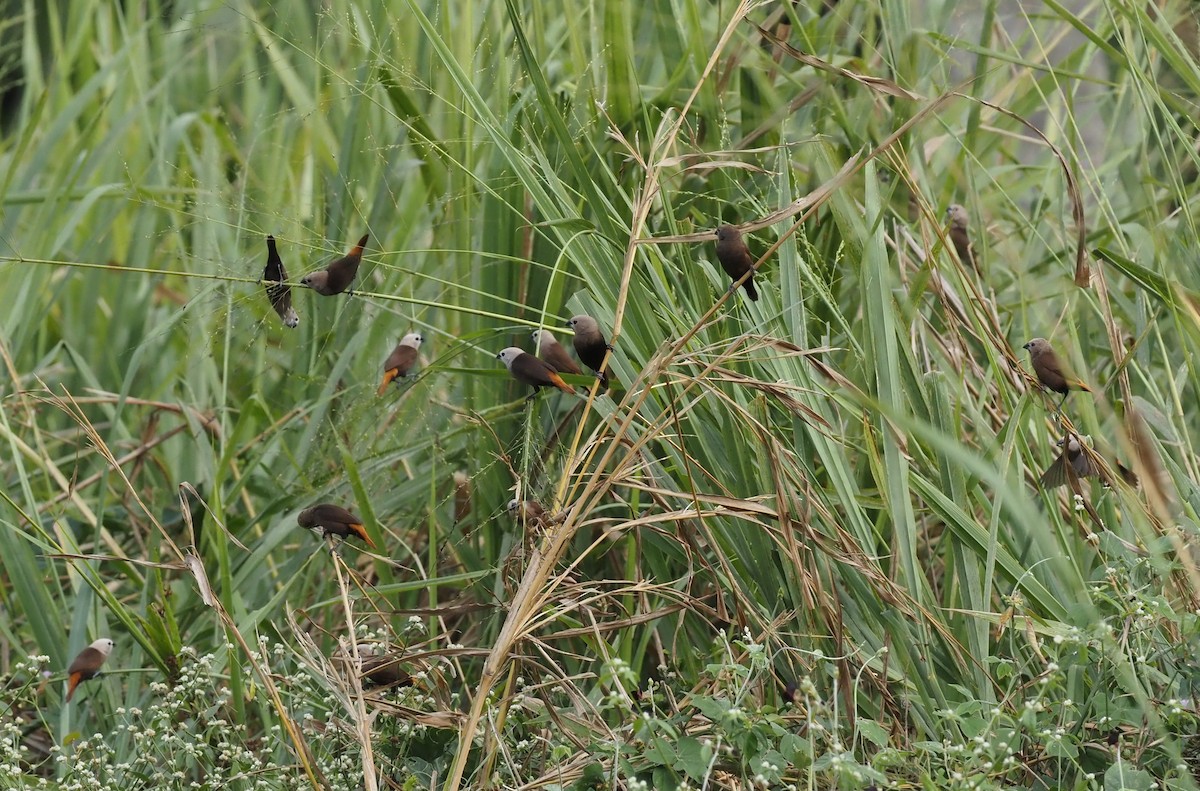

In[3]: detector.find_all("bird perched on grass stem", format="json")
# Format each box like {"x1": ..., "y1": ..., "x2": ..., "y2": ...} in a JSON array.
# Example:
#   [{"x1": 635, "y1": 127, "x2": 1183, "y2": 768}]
[
  {"x1": 1022, "y1": 337, "x2": 1090, "y2": 410},
  {"x1": 298, "y1": 503, "x2": 376, "y2": 549},
  {"x1": 507, "y1": 498, "x2": 546, "y2": 530},
  {"x1": 377, "y1": 333, "x2": 423, "y2": 395},
  {"x1": 301, "y1": 233, "x2": 369, "y2": 296},
  {"x1": 496, "y1": 347, "x2": 576, "y2": 399},
  {"x1": 566, "y1": 315, "x2": 612, "y2": 387},
  {"x1": 714, "y1": 224, "x2": 760, "y2": 301},
  {"x1": 66, "y1": 638, "x2": 114, "y2": 702},
  {"x1": 946, "y1": 204, "x2": 978, "y2": 273},
  {"x1": 260, "y1": 235, "x2": 299, "y2": 328}
]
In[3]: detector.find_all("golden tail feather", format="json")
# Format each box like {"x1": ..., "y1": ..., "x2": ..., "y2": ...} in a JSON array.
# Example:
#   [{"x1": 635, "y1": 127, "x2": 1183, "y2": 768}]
[
  {"x1": 349, "y1": 523, "x2": 376, "y2": 549},
  {"x1": 548, "y1": 372, "x2": 576, "y2": 395},
  {"x1": 377, "y1": 368, "x2": 398, "y2": 396}
]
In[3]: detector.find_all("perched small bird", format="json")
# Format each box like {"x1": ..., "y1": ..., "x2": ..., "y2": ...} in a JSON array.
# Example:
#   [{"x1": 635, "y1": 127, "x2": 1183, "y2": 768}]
[
  {"x1": 66, "y1": 638, "x2": 115, "y2": 702},
  {"x1": 714, "y1": 224, "x2": 760, "y2": 301},
  {"x1": 298, "y1": 503, "x2": 376, "y2": 548},
  {"x1": 359, "y1": 653, "x2": 414, "y2": 688},
  {"x1": 496, "y1": 347, "x2": 576, "y2": 397},
  {"x1": 301, "y1": 233, "x2": 369, "y2": 296},
  {"x1": 260, "y1": 236, "x2": 299, "y2": 328},
  {"x1": 507, "y1": 498, "x2": 546, "y2": 529},
  {"x1": 377, "y1": 332, "x2": 424, "y2": 395},
  {"x1": 946, "y1": 204, "x2": 978, "y2": 272},
  {"x1": 1038, "y1": 435, "x2": 1099, "y2": 488},
  {"x1": 453, "y1": 471, "x2": 472, "y2": 523},
  {"x1": 531, "y1": 329, "x2": 581, "y2": 375},
  {"x1": 1022, "y1": 338, "x2": 1091, "y2": 410},
  {"x1": 566, "y1": 315, "x2": 611, "y2": 385}
]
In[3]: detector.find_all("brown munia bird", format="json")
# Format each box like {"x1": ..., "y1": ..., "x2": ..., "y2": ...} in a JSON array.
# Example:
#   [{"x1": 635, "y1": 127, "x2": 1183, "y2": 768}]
[
  {"x1": 566, "y1": 315, "x2": 611, "y2": 385},
  {"x1": 359, "y1": 653, "x2": 414, "y2": 688},
  {"x1": 377, "y1": 332, "x2": 424, "y2": 395},
  {"x1": 1022, "y1": 338, "x2": 1091, "y2": 410},
  {"x1": 946, "y1": 204, "x2": 978, "y2": 272},
  {"x1": 297, "y1": 503, "x2": 376, "y2": 548},
  {"x1": 496, "y1": 347, "x2": 576, "y2": 398},
  {"x1": 300, "y1": 233, "x2": 369, "y2": 296},
  {"x1": 1038, "y1": 434, "x2": 1100, "y2": 489},
  {"x1": 714, "y1": 224, "x2": 760, "y2": 301},
  {"x1": 66, "y1": 638, "x2": 114, "y2": 702},
  {"x1": 260, "y1": 236, "x2": 299, "y2": 328},
  {"x1": 507, "y1": 498, "x2": 546, "y2": 529},
  {"x1": 453, "y1": 471, "x2": 472, "y2": 523},
  {"x1": 531, "y1": 329, "x2": 581, "y2": 375},
  {"x1": 1039, "y1": 434, "x2": 1138, "y2": 489}
]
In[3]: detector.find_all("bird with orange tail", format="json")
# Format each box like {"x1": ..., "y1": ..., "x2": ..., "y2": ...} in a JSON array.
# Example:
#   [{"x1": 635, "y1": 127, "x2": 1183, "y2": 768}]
[
  {"x1": 298, "y1": 503, "x2": 376, "y2": 549},
  {"x1": 496, "y1": 347, "x2": 576, "y2": 399},
  {"x1": 1022, "y1": 338, "x2": 1091, "y2": 411},
  {"x1": 377, "y1": 333, "x2": 424, "y2": 395},
  {"x1": 301, "y1": 233, "x2": 369, "y2": 296},
  {"x1": 66, "y1": 638, "x2": 114, "y2": 702}
]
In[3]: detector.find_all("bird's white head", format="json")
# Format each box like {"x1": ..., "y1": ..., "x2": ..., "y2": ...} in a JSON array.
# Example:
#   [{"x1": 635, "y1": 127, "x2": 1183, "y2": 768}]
[
  {"x1": 496, "y1": 347, "x2": 524, "y2": 370},
  {"x1": 566, "y1": 315, "x2": 597, "y2": 335}
]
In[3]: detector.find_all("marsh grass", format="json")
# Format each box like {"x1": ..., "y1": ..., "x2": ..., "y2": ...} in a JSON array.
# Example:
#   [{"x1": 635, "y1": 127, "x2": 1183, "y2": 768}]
[{"x1": 3, "y1": 0, "x2": 1200, "y2": 788}]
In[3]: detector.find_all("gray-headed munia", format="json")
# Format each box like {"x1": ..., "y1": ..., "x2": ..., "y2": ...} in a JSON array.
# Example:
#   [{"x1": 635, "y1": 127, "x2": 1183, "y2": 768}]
[
  {"x1": 566, "y1": 315, "x2": 611, "y2": 386},
  {"x1": 261, "y1": 236, "x2": 299, "y2": 327},
  {"x1": 1022, "y1": 337, "x2": 1091, "y2": 410},
  {"x1": 301, "y1": 233, "x2": 369, "y2": 296},
  {"x1": 378, "y1": 332, "x2": 423, "y2": 395},
  {"x1": 496, "y1": 347, "x2": 576, "y2": 397},
  {"x1": 66, "y1": 638, "x2": 114, "y2": 702},
  {"x1": 945, "y1": 204, "x2": 978, "y2": 272}
]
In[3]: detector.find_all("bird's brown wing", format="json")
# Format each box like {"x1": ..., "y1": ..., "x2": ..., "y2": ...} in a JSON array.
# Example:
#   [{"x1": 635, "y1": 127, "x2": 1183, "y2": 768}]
[
  {"x1": 311, "y1": 504, "x2": 360, "y2": 525},
  {"x1": 540, "y1": 342, "x2": 581, "y2": 375},
  {"x1": 512, "y1": 354, "x2": 569, "y2": 390},
  {"x1": 378, "y1": 346, "x2": 419, "y2": 393},
  {"x1": 1038, "y1": 454, "x2": 1071, "y2": 488},
  {"x1": 263, "y1": 238, "x2": 297, "y2": 325},
  {"x1": 318, "y1": 506, "x2": 375, "y2": 548},
  {"x1": 263, "y1": 237, "x2": 287, "y2": 283},
  {"x1": 1032, "y1": 351, "x2": 1071, "y2": 392},
  {"x1": 67, "y1": 646, "x2": 104, "y2": 676},
  {"x1": 950, "y1": 227, "x2": 976, "y2": 270}
]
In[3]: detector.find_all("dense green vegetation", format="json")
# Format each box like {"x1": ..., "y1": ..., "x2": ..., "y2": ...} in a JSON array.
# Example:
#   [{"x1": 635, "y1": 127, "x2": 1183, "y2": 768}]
[{"x1": 3, "y1": 0, "x2": 1200, "y2": 788}]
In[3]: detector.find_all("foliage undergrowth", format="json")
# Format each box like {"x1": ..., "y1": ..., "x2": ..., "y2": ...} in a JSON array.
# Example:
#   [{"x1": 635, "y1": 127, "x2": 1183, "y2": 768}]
[{"x1": 4, "y1": 0, "x2": 1200, "y2": 789}]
